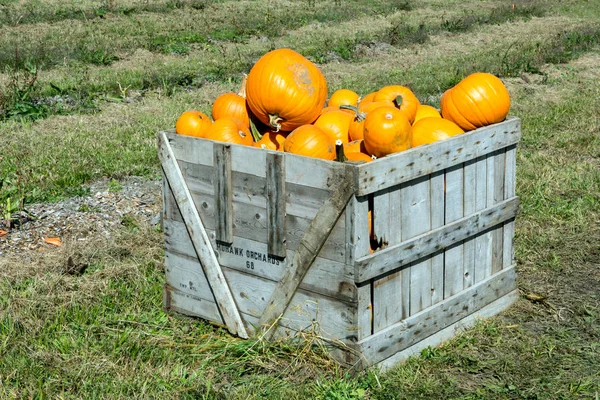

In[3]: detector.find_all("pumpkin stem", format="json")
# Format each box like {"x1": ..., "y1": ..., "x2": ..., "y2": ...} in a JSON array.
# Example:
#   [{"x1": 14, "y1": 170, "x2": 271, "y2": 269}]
[
  {"x1": 238, "y1": 73, "x2": 248, "y2": 98},
  {"x1": 394, "y1": 95, "x2": 403, "y2": 108},
  {"x1": 249, "y1": 118, "x2": 263, "y2": 142},
  {"x1": 335, "y1": 140, "x2": 347, "y2": 162},
  {"x1": 340, "y1": 105, "x2": 366, "y2": 122},
  {"x1": 268, "y1": 114, "x2": 283, "y2": 132}
]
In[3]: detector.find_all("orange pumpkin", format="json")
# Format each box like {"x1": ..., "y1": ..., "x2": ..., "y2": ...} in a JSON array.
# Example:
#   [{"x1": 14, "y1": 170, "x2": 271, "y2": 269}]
[
  {"x1": 374, "y1": 85, "x2": 420, "y2": 123},
  {"x1": 175, "y1": 110, "x2": 212, "y2": 138},
  {"x1": 413, "y1": 104, "x2": 441, "y2": 125},
  {"x1": 328, "y1": 89, "x2": 360, "y2": 108},
  {"x1": 283, "y1": 125, "x2": 335, "y2": 160},
  {"x1": 411, "y1": 117, "x2": 464, "y2": 147},
  {"x1": 345, "y1": 152, "x2": 373, "y2": 163},
  {"x1": 344, "y1": 139, "x2": 367, "y2": 154},
  {"x1": 314, "y1": 109, "x2": 353, "y2": 144},
  {"x1": 440, "y1": 72, "x2": 510, "y2": 131},
  {"x1": 246, "y1": 48, "x2": 327, "y2": 132},
  {"x1": 363, "y1": 106, "x2": 412, "y2": 157},
  {"x1": 205, "y1": 118, "x2": 254, "y2": 146},
  {"x1": 358, "y1": 91, "x2": 377, "y2": 107},
  {"x1": 212, "y1": 75, "x2": 250, "y2": 128},
  {"x1": 254, "y1": 130, "x2": 287, "y2": 150},
  {"x1": 347, "y1": 100, "x2": 394, "y2": 141}
]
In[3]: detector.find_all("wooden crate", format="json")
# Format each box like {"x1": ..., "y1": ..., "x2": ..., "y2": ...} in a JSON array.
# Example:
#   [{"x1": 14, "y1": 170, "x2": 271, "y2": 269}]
[{"x1": 158, "y1": 117, "x2": 521, "y2": 370}]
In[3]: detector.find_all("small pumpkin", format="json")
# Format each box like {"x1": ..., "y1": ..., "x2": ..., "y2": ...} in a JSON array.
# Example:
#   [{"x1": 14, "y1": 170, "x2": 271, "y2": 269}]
[
  {"x1": 246, "y1": 48, "x2": 327, "y2": 132},
  {"x1": 374, "y1": 85, "x2": 420, "y2": 123},
  {"x1": 413, "y1": 104, "x2": 441, "y2": 125},
  {"x1": 358, "y1": 91, "x2": 377, "y2": 107},
  {"x1": 440, "y1": 72, "x2": 510, "y2": 131},
  {"x1": 328, "y1": 89, "x2": 360, "y2": 108},
  {"x1": 212, "y1": 75, "x2": 250, "y2": 128},
  {"x1": 411, "y1": 117, "x2": 464, "y2": 147},
  {"x1": 314, "y1": 109, "x2": 353, "y2": 144},
  {"x1": 345, "y1": 152, "x2": 374, "y2": 163},
  {"x1": 254, "y1": 130, "x2": 287, "y2": 150},
  {"x1": 344, "y1": 139, "x2": 367, "y2": 154},
  {"x1": 283, "y1": 125, "x2": 335, "y2": 160},
  {"x1": 363, "y1": 106, "x2": 412, "y2": 157},
  {"x1": 347, "y1": 100, "x2": 394, "y2": 141},
  {"x1": 175, "y1": 110, "x2": 212, "y2": 138},
  {"x1": 205, "y1": 118, "x2": 254, "y2": 146}
]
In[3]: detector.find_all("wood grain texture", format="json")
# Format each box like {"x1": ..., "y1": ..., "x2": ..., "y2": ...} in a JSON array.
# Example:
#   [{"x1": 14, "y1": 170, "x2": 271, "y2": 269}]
[
  {"x1": 444, "y1": 164, "x2": 465, "y2": 298},
  {"x1": 356, "y1": 197, "x2": 519, "y2": 283},
  {"x1": 346, "y1": 195, "x2": 372, "y2": 340},
  {"x1": 356, "y1": 118, "x2": 521, "y2": 195},
  {"x1": 163, "y1": 219, "x2": 355, "y2": 302},
  {"x1": 402, "y1": 176, "x2": 433, "y2": 316},
  {"x1": 358, "y1": 265, "x2": 518, "y2": 366},
  {"x1": 214, "y1": 143, "x2": 233, "y2": 244},
  {"x1": 503, "y1": 146, "x2": 517, "y2": 269},
  {"x1": 259, "y1": 168, "x2": 356, "y2": 338},
  {"x1": 158, "y1": 132, "x2": 248, "y2": 338},
  {"x1": 463, "y1": 159, "x2": 477, "y2": 290},
  {"x1": 372, "y1": 186, "x2": 404, "y2": 333},
  {"x1": 375, "y1": 289, "x2": 520, "y2": 371},
  {"x1": 266, "y1": 152, "x2": 287, "y2": 258},
  {"x1": 492, "y1": 150, "x2": 506, "y2": 274},
  {"x1": 474, "y1": 155, "x2": 492, "y2": 283},
  {"x1": 430, "y1": 171, "x2": 445, "y2": 305}
]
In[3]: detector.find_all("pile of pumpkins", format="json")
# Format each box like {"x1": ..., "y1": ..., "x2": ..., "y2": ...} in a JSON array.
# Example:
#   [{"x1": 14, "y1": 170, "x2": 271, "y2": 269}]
[{"x1": 175, "y1": 48, "x2": 510, "y2": 162}]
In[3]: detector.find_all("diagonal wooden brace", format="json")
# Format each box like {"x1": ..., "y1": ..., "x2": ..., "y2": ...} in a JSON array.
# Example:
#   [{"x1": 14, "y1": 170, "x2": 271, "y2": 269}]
[
  {"x1": 158, "y1": 132, "x2": 248, "y2": 339},
  {"x1": 259, "y1": 167, "x2": 356, "y2": 339}
]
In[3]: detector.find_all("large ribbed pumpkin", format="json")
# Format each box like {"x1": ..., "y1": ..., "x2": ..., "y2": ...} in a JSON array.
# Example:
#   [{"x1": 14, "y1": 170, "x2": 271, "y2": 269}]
[
  {"x1": 246, "y1": 48, "x2": 328, "y2": 132},
  {"x1": 440, "y1": 72, "x2": 510, "y2": 131},
  {"x1": 283, "y1": 125, "x2": 335, "y2": 160},
  {"x1": 411, "y1": 117, "x2": 464, "y2": 147}
]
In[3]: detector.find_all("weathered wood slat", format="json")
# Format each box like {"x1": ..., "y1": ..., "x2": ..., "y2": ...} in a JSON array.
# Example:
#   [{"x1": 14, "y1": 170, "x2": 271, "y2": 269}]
[
  {"x1": 403, "y1": 176, "x2": 432, "y2": 316},
  {"x1": 444, "y1": 164, "x2": 464, "y2": 298},
  {"x1": 158, "y1": 132, "x2": 248, "y2": 338},
  {"x1": 214, "y1": 143, "x2": 233, "y2": 244},
  {"x1": 375, "y1": 289, "x2": 520, "y2": 370},
  {"x1": 163, "y1": 219, "x2": 355, "y2": 302},
  {"x1": 355, "y1": 197, "x2": 519, "y2": 283},
  {"x1": 259, "y1": 169, "x2": 356, "y2": 338},
  {"x1": 430, "y1": 171, "x2": 445, "y2": 305},
  {"x1": 356, "y1": 118, "x2": 521, "y2": 195},
  {"x1": 266, "y1": 152, "x2": 287, "y2": 258},
  {"x1": 358, "y1": 265, "x2": 518, "y2": 366},
  {"x1": 164, "y1": 131, "x2": 350, "y2": 190},
  {"x1": 463, "y1": 159, "x2": 477, "y2": 289},
  {"x1": 474, "y1": 155, "x2": 492, "y2": 283},
  {"x1": 492, "y1": 150, "x2": 506, "y2": 274},
  {"x1": 347, "y1": 196, "x2": 372, "y2": 340},
  {"x1": 165, "y1": 185, "x2": 347, "y2": 263},
  {"x1": 372, "y1": 186, "x2": 404, "y2": 333},
  {"x1": 503, "y1": 146, "x2": 517, "y2": 269}
]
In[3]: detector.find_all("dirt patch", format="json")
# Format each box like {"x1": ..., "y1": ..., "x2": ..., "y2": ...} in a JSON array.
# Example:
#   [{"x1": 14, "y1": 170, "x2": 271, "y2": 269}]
[{"x1": 0, "y1": 177, "x2": 161, "y2": 259}]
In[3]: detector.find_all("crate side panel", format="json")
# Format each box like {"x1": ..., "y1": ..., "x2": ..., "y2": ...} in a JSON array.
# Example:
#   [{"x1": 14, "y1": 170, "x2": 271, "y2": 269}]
[
  {"x1": 372, "y1": 186, "x2": 405, "y2": 333},
  {"x1": 402, "y1": 175, "x2": 433, "y2": 315},
  {"x1": 165, "y1": 184, "x2": 346, "y2": 263},
  {"x1": 347, "y1": 195, "x2": 373, "y2": 340},
  {"x1": 444, "y1": 164, "x2": 464, "y2": 298},
  {"x1": 474, "y1": 155, "x2": 493, "y2": 283},
  {"x1": 503, "y1": 146, "x2": 517, "y2": 268},
  {"x1": 165, "y1": 249, "x2": 357, "y2": 340},
  {"x1": 430, "y1": 171, "x2": 445, "y2": 305},
  {"x1": 492, "y1": 150, "x2": 506, "y2": 274},
  {"x1": 462, "y1": 159, "x2": 477, "y2": 289},
  {"x1": 163, "y1": 219, "x2": 354, "y2": 302}
]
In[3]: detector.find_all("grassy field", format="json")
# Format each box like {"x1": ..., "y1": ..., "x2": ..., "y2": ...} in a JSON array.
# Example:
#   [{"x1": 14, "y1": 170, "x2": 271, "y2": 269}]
[{"x1": 1, "y1": 0, "x2": 599, "y2": 398}]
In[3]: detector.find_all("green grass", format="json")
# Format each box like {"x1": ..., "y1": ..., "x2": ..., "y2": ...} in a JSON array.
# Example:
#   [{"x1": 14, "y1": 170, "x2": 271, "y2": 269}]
[{"x1": 1, "y1": 0, "x2": 600, "y2": 398}]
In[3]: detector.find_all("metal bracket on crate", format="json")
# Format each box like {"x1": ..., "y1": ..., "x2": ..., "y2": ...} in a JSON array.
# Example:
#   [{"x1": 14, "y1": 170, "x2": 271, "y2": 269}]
[
  {"x1": 157, "y1": 132, "x2": 249, "y2": 339},
  {"x1": 258, "y1": 166, "x2": 356, "y2": 339}
]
